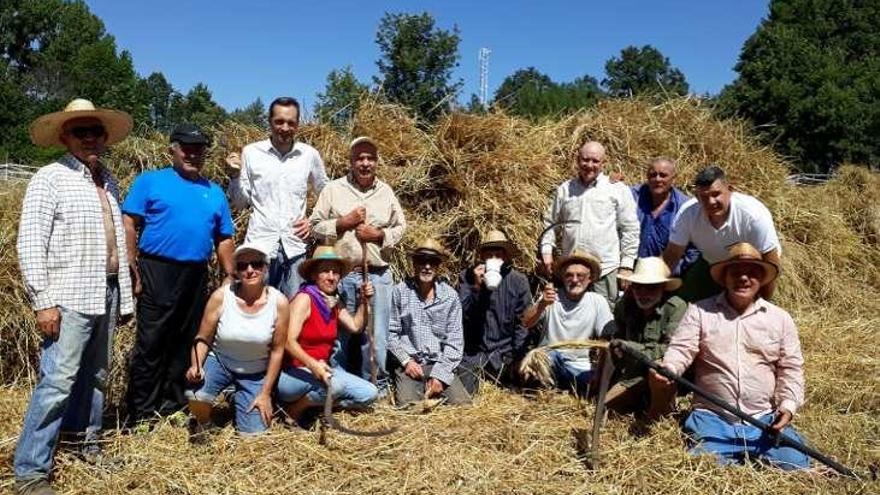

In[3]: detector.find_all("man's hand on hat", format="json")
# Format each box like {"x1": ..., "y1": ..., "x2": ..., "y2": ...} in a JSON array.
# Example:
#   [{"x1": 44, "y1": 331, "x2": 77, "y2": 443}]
[
  {"x1": 355, "y1": 224, "x2": 383, "y2": 244},
  {"x1": 35, "y1": 307, "x2": 62, "y2": 340}
]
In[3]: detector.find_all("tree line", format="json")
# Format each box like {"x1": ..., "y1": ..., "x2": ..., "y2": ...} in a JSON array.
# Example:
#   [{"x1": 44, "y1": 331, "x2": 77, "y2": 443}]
[{"x1": 2, "y1": 0, "x2": 877, "y2": 173}]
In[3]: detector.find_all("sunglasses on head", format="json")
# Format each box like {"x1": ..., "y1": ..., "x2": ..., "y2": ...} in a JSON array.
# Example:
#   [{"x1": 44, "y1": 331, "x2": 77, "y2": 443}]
[
  {"x1": 236, "y1": 259, "x2": 266, "y2": 271},
  {"x1": 68, "y1": 125, "x2": 106, "y2": 139}
]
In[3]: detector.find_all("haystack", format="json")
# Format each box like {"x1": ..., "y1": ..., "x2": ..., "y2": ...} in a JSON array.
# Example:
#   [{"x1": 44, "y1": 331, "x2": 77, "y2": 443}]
[{"x1": 0, "y1": 97, "x2": 877, "y2": 494}]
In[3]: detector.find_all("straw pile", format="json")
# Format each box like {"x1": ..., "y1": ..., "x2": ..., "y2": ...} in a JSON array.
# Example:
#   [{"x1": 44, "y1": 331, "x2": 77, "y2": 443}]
[{"x1": 0, "y1": 97, "x2": 878, "y2": 494}]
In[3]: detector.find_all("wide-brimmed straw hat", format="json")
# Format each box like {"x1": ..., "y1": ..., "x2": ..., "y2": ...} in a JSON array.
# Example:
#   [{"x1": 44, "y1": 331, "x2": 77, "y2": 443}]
[
  {"x1": 478, "y1": 229, "x2": 518, "y2": 257},
  {"x1": 233, "y1": 243, "x2": 269, "y2": 264},
  {"x1": 709, "y1": 242, "x2": 779, "y2": 287},
  {"x1": 298, "y1": 246, "x2": 351, "y2": 280},
  {"x1": 29, "y1": 98, "x2": 133, "y2": 147},
  {"x1": 555, "y1": 249, "x2": 602, "y2": 283},
  {"x1": 618, "y1": 257, "x2": 681, "y2": 291},
  {"x1": 410, "y1": 238, "x2": 449, "y2": 262}
]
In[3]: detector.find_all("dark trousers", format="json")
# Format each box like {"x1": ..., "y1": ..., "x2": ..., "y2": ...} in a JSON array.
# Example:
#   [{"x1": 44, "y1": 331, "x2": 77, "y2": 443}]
[
  {"x1": 459, "y1": 352, "x2": 519, "y2": 395},
  {"x1": 126, "y1": 254, "x2": 208, "y2": 421}
]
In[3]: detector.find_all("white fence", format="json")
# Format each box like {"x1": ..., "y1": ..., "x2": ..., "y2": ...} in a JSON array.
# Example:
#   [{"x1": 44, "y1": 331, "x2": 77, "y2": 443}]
[{"x1": 0, "y1": 163, "x2": 40, "y2": 182}]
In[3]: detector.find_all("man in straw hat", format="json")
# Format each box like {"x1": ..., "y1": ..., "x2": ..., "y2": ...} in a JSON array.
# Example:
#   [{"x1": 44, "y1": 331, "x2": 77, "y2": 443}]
[
  {"x1": 15, "y1": 98, "x2": 135, "y2": 494},
  {"x1": 651, "y1": 242, "x2": 809, "y2": 470},
  {"x1": 387, "y1": 239, "x2": 471, "y2": 406},
  {"x1": 522, "y1": 250, "x2": 616, "y2": 396},
  {"x1": 225, "y1": 97, "x2": 328, "y2": 297},
  {"x1": 663, "y1": 165, "x2": 782, "y2": 302},
  {"x1": 606, "y1": 257, "x2": 687, "y2": 419},
  {"x1": 540, "y1": 140, "x2": 640, "y2": 307},
  {"x1": 457, "y1": 229, "x2": 531, "y2": 394},
  {"x1": 311, "y1": 136, "x2": 406, "y2": 395},
  {"x1": 122, "y1": 123, "x2": 235, "y2": 425}
]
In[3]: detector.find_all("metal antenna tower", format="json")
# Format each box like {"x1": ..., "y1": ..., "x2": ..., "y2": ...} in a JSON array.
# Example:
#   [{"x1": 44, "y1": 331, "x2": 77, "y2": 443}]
[{"x1": 478, "y1": 48, "x2": 491, "y2": 108}]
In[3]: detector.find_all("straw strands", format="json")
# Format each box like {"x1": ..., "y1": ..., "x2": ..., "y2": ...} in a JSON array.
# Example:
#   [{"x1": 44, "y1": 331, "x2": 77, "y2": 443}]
[{"x1": 0, "y1": 97, "x2": 878, "y2": 493}]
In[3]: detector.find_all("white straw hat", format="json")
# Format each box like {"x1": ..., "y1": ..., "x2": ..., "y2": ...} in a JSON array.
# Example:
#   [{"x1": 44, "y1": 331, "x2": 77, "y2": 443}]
[{"x1": 618, "y1": 257, "x2": 681, "y2": 291}]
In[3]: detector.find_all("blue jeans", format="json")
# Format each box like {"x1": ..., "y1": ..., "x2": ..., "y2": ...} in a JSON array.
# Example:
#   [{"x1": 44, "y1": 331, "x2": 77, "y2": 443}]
[
  {"x1": 276, "y1": 366, "x2": 377, "y2": 409},
  {"x1": 268, "y1": 246, "x2": 304, "y2": 299},
  {"x1": 14, "y1": 282, "x2": 119, "y2": 481},
  {"x1": 332, "y1": 268, "x2": 392, "y2": 390},
  {"x1": 184, "y1": 353, "x2": 268, "y2": 435},
  {"x1": 549, "y1": 350, "x2": 594, "y2": 397},
  {"x1": 684, "y1": 409, "x2": 811, "y2": 470}
]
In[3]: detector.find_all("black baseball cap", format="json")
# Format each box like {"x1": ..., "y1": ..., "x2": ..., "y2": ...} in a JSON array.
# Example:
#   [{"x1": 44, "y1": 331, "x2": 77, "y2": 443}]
[{"x1": 170, "y1": 123, "x2": 210, "y2": 145}]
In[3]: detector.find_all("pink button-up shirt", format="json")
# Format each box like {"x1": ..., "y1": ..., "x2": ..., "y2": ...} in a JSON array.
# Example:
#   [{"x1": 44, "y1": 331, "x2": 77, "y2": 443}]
[{"x1": 662, "y1": 294, "x2": 804, "y2": 420}]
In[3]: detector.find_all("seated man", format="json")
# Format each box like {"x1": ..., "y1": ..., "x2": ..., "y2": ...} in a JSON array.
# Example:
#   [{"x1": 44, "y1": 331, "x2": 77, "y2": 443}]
[
  {"x1": 387, "y1": 239, "x2": 471, "y2": 406},
  {"x1": 522, "y1": 250, "x2": 616, "y2": 396},
  {"x1": 458, "y1": 230, "x2": 531, "y2": 394},
  {"x1": 608, "y1": 257, "x2": 686, "y2": 419},
  {"x1": 651, "y1": 243, "x2": 810, "y2": 470}
]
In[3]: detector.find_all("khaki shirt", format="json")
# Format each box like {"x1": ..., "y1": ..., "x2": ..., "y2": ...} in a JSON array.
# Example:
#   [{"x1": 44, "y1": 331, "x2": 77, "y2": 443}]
[
  {"x1": 612, "y1": 295, "x2": 687, "y2": 385},
  {"x1": 310, "y1": 175, "x2": 406, "y2": 267}
]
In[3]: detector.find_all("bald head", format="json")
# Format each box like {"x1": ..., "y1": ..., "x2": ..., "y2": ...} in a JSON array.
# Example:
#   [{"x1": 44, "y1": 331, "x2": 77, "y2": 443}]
[{"x1": 576, "y1": 141, "x2": 606, "y2": 185}]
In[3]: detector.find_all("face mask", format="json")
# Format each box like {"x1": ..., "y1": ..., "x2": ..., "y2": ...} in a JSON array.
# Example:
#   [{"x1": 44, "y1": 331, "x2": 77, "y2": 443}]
[{"x1": 484, "y1": 257, "x2": 504, "y2": 291}]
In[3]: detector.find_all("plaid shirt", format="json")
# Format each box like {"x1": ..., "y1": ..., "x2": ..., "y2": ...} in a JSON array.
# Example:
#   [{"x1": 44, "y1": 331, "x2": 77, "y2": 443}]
[
  {"x1": 17, "y1": 154, "x2": 134, "y2": 316},
  {"x1": 388, "y1": 278, "x2": 464, "y2": 385}
]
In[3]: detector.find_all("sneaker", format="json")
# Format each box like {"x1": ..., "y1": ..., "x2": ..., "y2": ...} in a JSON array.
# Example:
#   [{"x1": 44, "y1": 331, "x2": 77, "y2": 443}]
[{"x1": 14, "y1": 478, "x2": 56, "y2": 495}]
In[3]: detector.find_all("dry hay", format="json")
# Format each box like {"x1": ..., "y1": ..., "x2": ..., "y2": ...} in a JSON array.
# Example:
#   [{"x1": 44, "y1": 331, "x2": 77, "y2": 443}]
[{"x1": 1, "y1": 97, "x2": 879, "y2": 493}]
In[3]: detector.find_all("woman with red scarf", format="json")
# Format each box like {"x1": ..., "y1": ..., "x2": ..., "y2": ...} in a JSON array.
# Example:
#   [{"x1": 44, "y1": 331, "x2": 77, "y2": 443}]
[{"x1": 277, "y1": 246, "x2": 377, "y2": 420}]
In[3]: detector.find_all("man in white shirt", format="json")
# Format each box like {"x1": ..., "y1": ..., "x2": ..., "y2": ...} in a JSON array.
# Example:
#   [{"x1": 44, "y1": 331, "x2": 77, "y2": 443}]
[
  {"x1": 226, "y1": 97, "x2": 329, "y2": 297},
  {"x1": 522, "y1": 250, "x2": 616, "y2": 396},
  {"x1": 541, "y1": 141, "x2": 640, "y2": 306},
  {"x1": 663, "y1": 165, "x2": 781, "y2": 301}
]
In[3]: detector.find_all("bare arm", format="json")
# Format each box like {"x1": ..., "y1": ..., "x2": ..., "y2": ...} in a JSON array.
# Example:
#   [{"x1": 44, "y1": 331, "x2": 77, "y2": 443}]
[
  {"x1": 662, "y1": 242, "x2": 687, "y2": 272},
  {"x1": 215, "y1": 236, "x2": 235, "y2": 283},
  {"x1": 337, "y1": 281, "x2": 373, "y2": 332},
  {"x1": 187, "y1": 287, "x2": 225, "y2": 381},
  {"x1": 522, "y1": 283, "x2": 556, "y2": 329},
  {"x1": 285, "y1": 294, "x2": 329, "y2": 377},
  {"x1": 261, "y1": 295, "x2": 290, "y2": 393}
]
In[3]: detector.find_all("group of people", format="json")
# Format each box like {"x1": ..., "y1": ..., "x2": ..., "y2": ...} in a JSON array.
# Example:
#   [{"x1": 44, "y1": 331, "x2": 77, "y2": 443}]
[{"x1": 13, "y1": 97, "x2": 808, "y2": 494}]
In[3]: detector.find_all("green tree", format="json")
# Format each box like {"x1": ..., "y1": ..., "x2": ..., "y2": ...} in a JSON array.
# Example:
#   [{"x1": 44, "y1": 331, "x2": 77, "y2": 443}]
[
  {"x1": 493, "y1": 68, "x2": 602, "y2": 118},
  {"x1": 374, "y1": 12, "x2": 462, "y2": 121},
  {"x1": 719, "y1": 0, "x2": 880, "y2": 172},
  {"x1": 173, "y1": 83, "x2": 227, "y2": 130},
  {"x1": 230, "y1": 97, "x2": 267, "y2": 128},
  {"x1": 140, "y1": 72, "x2": 177, "y2": 131},
  {"x1": 314, "y1": 66, "x2": 369, "y2": 128},
  {"x1": 603, "y1": 45, "x2": 689, "y2": 97}
]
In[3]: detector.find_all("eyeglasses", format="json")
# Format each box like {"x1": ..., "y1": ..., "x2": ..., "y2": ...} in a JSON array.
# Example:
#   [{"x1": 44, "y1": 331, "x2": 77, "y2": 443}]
[
  {"x1": 236, "y1": 260, "x2": 266, "y2": 271},
  {"x1": 68, "y1": 125, "x2": 106, "y2": 139}
]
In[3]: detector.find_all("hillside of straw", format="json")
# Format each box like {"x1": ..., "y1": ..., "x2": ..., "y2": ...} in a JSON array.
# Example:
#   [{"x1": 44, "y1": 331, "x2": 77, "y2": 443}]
[{"x1": 1, "y1": 98, "x2": 878, "y2": 494}]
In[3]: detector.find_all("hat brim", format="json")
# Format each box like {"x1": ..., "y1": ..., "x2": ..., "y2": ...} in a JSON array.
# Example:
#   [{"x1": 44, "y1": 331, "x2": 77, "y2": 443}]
[
  {"x1": 618, "y1": 272, "x2": 682, "y2": 291},
  {"x1": 555, "y1": 253, "x2": 602, "y2": 284},
  {"x1": 411, "y1": 248, "x2": 448, "y2": 262},
  {"x1": 29, "y1": 109, "x2": 133, "y2": 148},
  {"x1": 709, "y1": 258, "x2": 779, "y2": 287},
  {"x1": 478, "y1": 240, "x2": 517, "y2": 256},
  {"x1": 298, "y1": 257, "x2": 351, "y2": 280},
  {"x1": 234, "y1": 246, "x2": 269, "y2": 264}
]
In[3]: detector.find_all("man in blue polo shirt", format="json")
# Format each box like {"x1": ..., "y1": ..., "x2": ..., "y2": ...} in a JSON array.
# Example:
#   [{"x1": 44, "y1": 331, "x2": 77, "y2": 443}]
[
  {"x1": 122, "y1": 123, "x2": 235, "y2": 424},
  {"x1": 631, "y1": 157, "x2": 699, "y2": 275}
]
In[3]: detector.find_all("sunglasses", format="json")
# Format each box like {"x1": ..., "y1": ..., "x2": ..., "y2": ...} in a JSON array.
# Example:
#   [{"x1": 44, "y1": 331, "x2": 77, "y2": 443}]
[
  {"x1": 236, "y1": 260, "x2": 266, "y2": 271},
  {"x1": 412, "y1": 255, "x2": 442, "y2": 265},
  {"x1": 68, "y1": 125, "x2": 106, "y2": 139}
]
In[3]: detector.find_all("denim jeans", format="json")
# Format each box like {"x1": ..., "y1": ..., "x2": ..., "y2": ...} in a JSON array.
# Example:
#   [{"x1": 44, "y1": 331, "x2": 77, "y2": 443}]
[
  {"x1": 549, "y1": 350, "x2": 594, "y2": 397},
  {"x1": 268, "y1": 246, "x2": 305, "y2": 299},
  {"x1": 276, "y1": 365, "x2": 377, "y2": 409},
  {"x1": 332, "y1": 268, "x2": 392, "y2": 390},
  {"x1": 184, "y1": 353, "x2": 268, "y2": 435},
  {"x1": 14, "y1": 281, "x2": 119, "y2": 481},
  {"x1": 684, "y1": 409, "x2": 811, "y2": 470}
]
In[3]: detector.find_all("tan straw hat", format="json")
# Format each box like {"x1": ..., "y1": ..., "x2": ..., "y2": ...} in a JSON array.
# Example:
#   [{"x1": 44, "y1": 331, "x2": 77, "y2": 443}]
[
  {"x1": 29, "y1": 98, "x2": 133, "y2": 147},
  {"x1": 555, "y1": 249, "x2": 602, "y2": 283},
  {"x1": 410, "y1": 238, "x2": 449, "y2": 261},
  {"x1": 709, "y1": 242, "x2": 779, "y2": 287},
  {"x1": 298, "y1": 246, "x2": 351, "y2": 280},
  {"x1": 618, "y1": 257, "x2": 681, "y2": 291},
  {"x1": 478, "y1": 229, "x2": 518, "y2": 256}
]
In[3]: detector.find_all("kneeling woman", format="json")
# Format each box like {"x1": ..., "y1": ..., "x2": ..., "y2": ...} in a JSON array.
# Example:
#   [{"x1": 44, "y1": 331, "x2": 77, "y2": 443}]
[
  {"x1": 185, "y1": 244, "x2": 289, "y2": 438},
  {"x1": 277, "y1": 246, "x2": 378, "y2": 420}
]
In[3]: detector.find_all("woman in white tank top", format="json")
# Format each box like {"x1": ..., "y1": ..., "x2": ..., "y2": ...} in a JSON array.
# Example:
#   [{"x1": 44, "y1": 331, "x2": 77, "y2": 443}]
[{"x1": 184, "y1": 244, "x2": 290, "y2": 440}]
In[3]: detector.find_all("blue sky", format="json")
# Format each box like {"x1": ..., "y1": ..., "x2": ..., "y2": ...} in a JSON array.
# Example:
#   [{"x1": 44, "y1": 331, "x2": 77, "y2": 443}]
[{"x1": 85, "y1": 0, "x2": 769, "y2": 117}]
